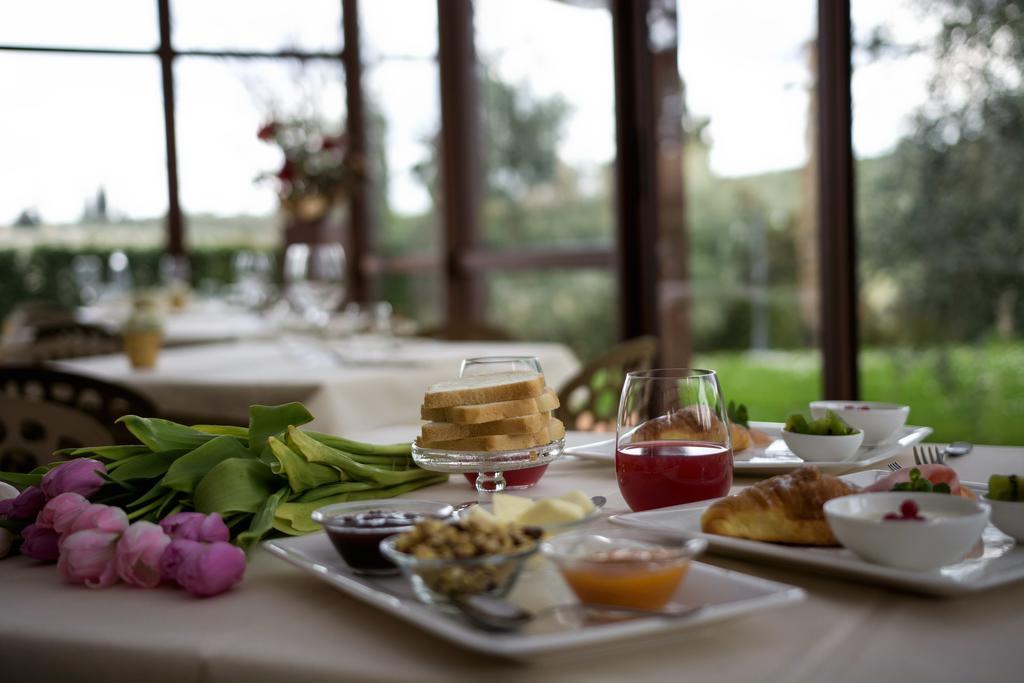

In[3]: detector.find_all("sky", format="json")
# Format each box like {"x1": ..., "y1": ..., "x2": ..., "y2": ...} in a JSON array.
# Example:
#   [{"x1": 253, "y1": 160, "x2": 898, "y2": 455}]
[{"x1": 0, "y1": 0, "x2": 940, "y2": 226}]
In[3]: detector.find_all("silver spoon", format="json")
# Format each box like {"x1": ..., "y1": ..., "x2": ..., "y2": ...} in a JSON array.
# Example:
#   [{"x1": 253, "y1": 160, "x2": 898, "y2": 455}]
[
  {"x1": 451, "y1": 593, "x2": 701, "y2": 632},
  {"x1": 452, "y1": 495, "x2": 608, "y2": 515},
  {"x1": 944, "y1": 442, "x2": 973, "y2": 458}
]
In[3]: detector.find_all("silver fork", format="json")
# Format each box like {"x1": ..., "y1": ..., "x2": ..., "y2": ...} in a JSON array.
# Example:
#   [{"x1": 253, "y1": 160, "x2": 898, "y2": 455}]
[
  {"x1": 887, "y1": 462, "x2": 902, "y2": 471},
  {"x1": 913, "y1": 445, "x2": 945, "y2": 465}
]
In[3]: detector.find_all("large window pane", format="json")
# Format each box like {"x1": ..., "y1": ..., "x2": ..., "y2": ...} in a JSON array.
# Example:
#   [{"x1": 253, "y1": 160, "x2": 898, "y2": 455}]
[
  {"x1": 360, "y1": 0, "x2": 438, "y2": 61},
  {"x1": 0, "y1": 1, "x2": 158, "y2": 50},
  {"x1": 360, "y1": 0, "x2": 441, "y2": 325},
  {"x1": 475, "y1": 0, "x2": 615, "y2": 250},
  {"x1": 171, "y1": 0, "x2": 343, "y2": 53},
  {"x1": 681, "y1": 1, "x2": 821, "y2": 421},
  {"x1": 0, "y1": 53, "x2": 167, "y2": 318},
  {"x1": 175, "y1": 58, "x2": 345, "y2": 250},
  {"x1": 487, "y1": 270, "x2": 615, "y2": 363},
  {"x1": 363, "y1": 59, "x2": 440, "y2": 259},
  {"x1": 853, "y1": 0, "x2": 1024, "y2": 444},
  {"x1": 377, "y1": 272, "x2": 442, "y2": 329}
]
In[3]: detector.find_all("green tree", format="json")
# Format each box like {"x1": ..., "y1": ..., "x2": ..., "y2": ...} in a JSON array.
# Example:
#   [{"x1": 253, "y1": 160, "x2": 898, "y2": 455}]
[{"x1": 860, "y1": 0, "x2": 1024, "y2": 344}]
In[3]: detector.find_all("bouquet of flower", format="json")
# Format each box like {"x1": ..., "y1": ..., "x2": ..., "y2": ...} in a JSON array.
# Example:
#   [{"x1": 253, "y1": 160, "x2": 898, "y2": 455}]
[
  {"x1": 257, "y1": 118, "x2": 362, "y2": 220},
  {"x1": 0, "y1": 402, "x2": 445, "y2": 597}
]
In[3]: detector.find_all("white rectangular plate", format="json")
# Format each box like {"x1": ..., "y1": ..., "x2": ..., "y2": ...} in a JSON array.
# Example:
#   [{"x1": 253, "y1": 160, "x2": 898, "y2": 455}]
[
  {"x1": 610, "y1": 471, "x2": 1023, "y2": 596},
  {"x1": 564, "y1": 423, "x2": 934, "y2": 476},
  {"x1": 263, "y1": 533, "x2": 805, "y2": 661}
]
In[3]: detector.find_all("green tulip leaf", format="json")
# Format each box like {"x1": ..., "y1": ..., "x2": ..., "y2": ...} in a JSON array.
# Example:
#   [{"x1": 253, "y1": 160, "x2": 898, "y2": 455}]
[
  {"x1": 237, "y1": 486, "x2": 290, "y2": 549},
  {"x1": 248, "y1": 403, "x2": 314, "y2": 461},
  {"x1": 273, "y1": 474, "x2": 449, "y2": 534},
  {"x1": 287, "y1": 427, "x2": 437, "y2": 487},
  {"x1": 60, "y1": 445, "x2": 150, "y2": 462},
  {"x1": 0, "y1": 472, "x2": 44, "y2": 488},
  {"x1": 194, "y1": 458, "x2": 277, "y2": 515},
  {"x1": 268, "y1": 436, "x2": 340, "y2": 493},
  {"x1": 117, "y1": 415, "x2": 216, "y2": 452},
  {"x1": 191, "y1": 424, "x2": 250, "y2": 442},
  {"x1": 161, "y1": 435, "x2": 252, "y2": 494},
  {"x1": 108, "y1": 450, "x2": 188, "y2": 483}
]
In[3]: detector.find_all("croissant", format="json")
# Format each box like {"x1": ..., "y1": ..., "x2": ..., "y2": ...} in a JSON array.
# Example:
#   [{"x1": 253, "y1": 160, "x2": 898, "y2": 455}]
[{"x1": 700, "y1": 466, "x2": 858, "y2": 546}]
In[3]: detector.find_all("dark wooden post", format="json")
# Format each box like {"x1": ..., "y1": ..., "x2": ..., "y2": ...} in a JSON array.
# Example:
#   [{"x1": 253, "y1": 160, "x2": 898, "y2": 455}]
[
  {"x1": 817, "y1": 0, "x2": 859, "y2": 399},
  {"x1": 610, "y1": 0, "x2": 688, "y2": 364},
  {"x1": 342, "y1": 0, "x2": 372, "y2": 303},
  {"x1": 437, "y1": 0, "x2": 483, "y2": 325},
  {"x1": 157, "y1": 0, "x2": 183, "y2": 256}
]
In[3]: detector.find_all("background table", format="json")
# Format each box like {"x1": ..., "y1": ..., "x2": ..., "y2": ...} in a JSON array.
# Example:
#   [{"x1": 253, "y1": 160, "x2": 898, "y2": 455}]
[
  {"x1": 53, "y1": 339, "x2": 579, "y2": 433},
  {"x1": 0, "y1": 431, "x2": 1020, "y2": 683},
  {"x1": 78, "y1": 299, "x2": 277, "y2": 347}
]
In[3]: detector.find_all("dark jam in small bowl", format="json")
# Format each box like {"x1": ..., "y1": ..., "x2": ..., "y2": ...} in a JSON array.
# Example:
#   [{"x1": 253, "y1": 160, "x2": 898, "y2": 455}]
[{"x1": 312, "y1": 500, "x2": 454, "y2": 575}]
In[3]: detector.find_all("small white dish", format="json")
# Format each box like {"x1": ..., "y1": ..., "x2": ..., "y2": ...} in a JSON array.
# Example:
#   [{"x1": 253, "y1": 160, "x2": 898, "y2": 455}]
[
  {"x1": 824, "y1": 492, "x2": 989, "y2": 571},
  {"x1": 781, "y1": 428, "x2": 864, "y2": 462},
  {"x1": 983, "y1": 496, "x2": 1024, "y2": 541},
  {"x1": 809, "y1": 401, "x2": 910, "y2": 445}
]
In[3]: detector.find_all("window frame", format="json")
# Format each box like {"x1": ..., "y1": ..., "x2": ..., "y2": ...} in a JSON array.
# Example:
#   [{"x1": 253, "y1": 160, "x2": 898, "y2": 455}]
[{"x1": 0, "y1": 0, "x2": 858, "y2": 397}]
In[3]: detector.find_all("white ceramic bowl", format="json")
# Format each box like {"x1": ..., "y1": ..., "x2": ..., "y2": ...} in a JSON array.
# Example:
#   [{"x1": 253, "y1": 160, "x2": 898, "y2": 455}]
[
  {"x1": 809, "y1": 401, "x2": 910, "y2": 445},
  {"x1": 982, "y1": 496, "x2": 1024, "y2": 541},
  {"x1": 781, "y1": 428, "x2": 864, "y2": 462},
  {"x1": 824, "y1": 492, "x2": 990, "y2": 571}
]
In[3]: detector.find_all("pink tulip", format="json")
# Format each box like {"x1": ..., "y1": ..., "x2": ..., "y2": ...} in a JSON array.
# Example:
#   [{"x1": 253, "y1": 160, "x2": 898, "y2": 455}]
[
  {"x1": 161, "y1": 538, "x2": 246, "y2": 597},
  {"x1": 159, "y1": 538, "x2": 200, "y2": 584},
  {"x1": 37, "y1": 492, "x2": 90, "y2": 531},
  {"x1": 62, "y1": 504, "x2": 129, "y2": 539},
  {"x1": 58, "y1": 529, "x2": 121, "y2": 588},
  {"x1": 40, "y1": 458, "x2": 106, "y2": 499},
  {"x1": 0, "y1": 486, "x2": 46, "y2": 520},
  {"x1": 116, "y1": 522, "x2": 171, "y2": 588},
  {"x1": 20, "y1": 524, "x2": 61, "y2": 561},
  {"x1": 0, "y1": 529, "x2": 12, "y2": 559},
  {"x1": 159, "y1": 512, "x2": 229, "y2": 543}
]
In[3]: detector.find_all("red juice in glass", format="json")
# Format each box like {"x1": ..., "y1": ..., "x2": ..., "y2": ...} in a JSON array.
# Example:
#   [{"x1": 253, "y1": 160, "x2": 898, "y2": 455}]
[{"x1": 616, "y1": 440, "x2": 733, "y2": 511}]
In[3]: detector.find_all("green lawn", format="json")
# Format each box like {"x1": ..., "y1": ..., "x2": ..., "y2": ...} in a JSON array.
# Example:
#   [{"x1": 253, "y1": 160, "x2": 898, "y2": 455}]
[{"x1": 695, "y1": 343, "x2": 1024, "y2": 446}]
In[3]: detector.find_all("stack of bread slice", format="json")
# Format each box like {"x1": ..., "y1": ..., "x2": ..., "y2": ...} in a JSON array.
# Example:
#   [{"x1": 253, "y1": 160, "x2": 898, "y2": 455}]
[{"x1": 418, "y1": 371, "x2": 565, "y2": 451}]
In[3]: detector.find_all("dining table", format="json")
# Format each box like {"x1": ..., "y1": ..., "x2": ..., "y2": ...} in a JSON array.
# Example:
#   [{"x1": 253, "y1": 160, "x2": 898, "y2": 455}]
[
  {"x1": 51, "y1": 338, "x2": 580, "y2": 433},
  {"x1": 0, "y1": 428, "x2": 1019, "y2": 683}
]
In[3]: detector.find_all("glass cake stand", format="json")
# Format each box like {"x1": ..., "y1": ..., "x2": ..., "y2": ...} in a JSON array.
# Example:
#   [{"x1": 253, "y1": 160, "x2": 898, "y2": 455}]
[{"x1": 411, "y1": 438, "x2": 565, "y2": 495}]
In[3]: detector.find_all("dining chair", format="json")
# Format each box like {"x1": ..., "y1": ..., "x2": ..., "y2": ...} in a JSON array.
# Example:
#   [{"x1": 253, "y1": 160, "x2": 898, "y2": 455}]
[
  {"x1": 554, "y1": 336, "x2": 659, "y2": 432},
  {"x1": 0, "y1": 367, "x2": 157, "y2": 472}
]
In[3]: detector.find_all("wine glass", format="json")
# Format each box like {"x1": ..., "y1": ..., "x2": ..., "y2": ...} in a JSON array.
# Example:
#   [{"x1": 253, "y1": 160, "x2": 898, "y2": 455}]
[
  {"x1": 459, "y1": 356, "x2": 546, "y2": 492},
  {"x1": 233, "y1": 250, "x2": 274, "y2": 310},
  {"x1": 71, "y1": 255, "x2": 103, "y2": 305},
  {"x1": 284, "y1": 243, "x2": 346, "y2": 329},
  {"x1": 159, "y1": 253, "x2": 191, "y2": 311},
  {"x1": 459, "y1": 355, "x2": 541, "y2": 378},
  {"x1": 616, "y1": 368, "x2": 733, "y2": 512}
]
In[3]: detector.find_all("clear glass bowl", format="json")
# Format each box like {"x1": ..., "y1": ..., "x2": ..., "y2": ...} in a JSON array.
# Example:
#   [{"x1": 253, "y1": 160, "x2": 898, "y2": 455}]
[
  {"x1": 311, "y1": 500, "x2": 454, "y2": 575},
  {"x1": 411, "y1": 438, "x2": 565, "y2": 493},
  {"x1": 542, "y1": 530, "x2": 707, "y2": 610},
  {"x1": 379, "y1": 535, "x2": 540, "y2": 609}
]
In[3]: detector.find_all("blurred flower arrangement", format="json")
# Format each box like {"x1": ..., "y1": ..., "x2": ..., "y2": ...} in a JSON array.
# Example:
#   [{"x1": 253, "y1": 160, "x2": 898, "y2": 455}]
[{"x1": 257, "y1": 118, "x2": 362, "y2": 221}]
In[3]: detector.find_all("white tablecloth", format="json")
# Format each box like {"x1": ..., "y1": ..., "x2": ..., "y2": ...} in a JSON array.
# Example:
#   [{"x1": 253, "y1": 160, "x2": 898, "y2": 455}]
[
  {"x1": 78, "y1": 300, "x2": 277, "y2": 346},
  {"x1": 53, "y1": 339, "x2": 580, "y2": 433},
  {"x1": 0, "y1": 434, "x2": 1020, "y2": 683}
]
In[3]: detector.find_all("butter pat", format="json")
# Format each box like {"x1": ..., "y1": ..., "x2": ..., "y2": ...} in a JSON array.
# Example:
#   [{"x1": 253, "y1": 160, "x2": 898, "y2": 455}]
[
  {"x1": 558, "y1": 490, "x2": 595, "y2": 514},
  {"x1": 493, "y1": 493, "x2": 534, "y2": 521},
  {"x1": 468, "y1": 505, "x2": 498, "y2": 527},
  {"x1": 516, "y1": 498, "x2": 585, "y2": 526}
]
